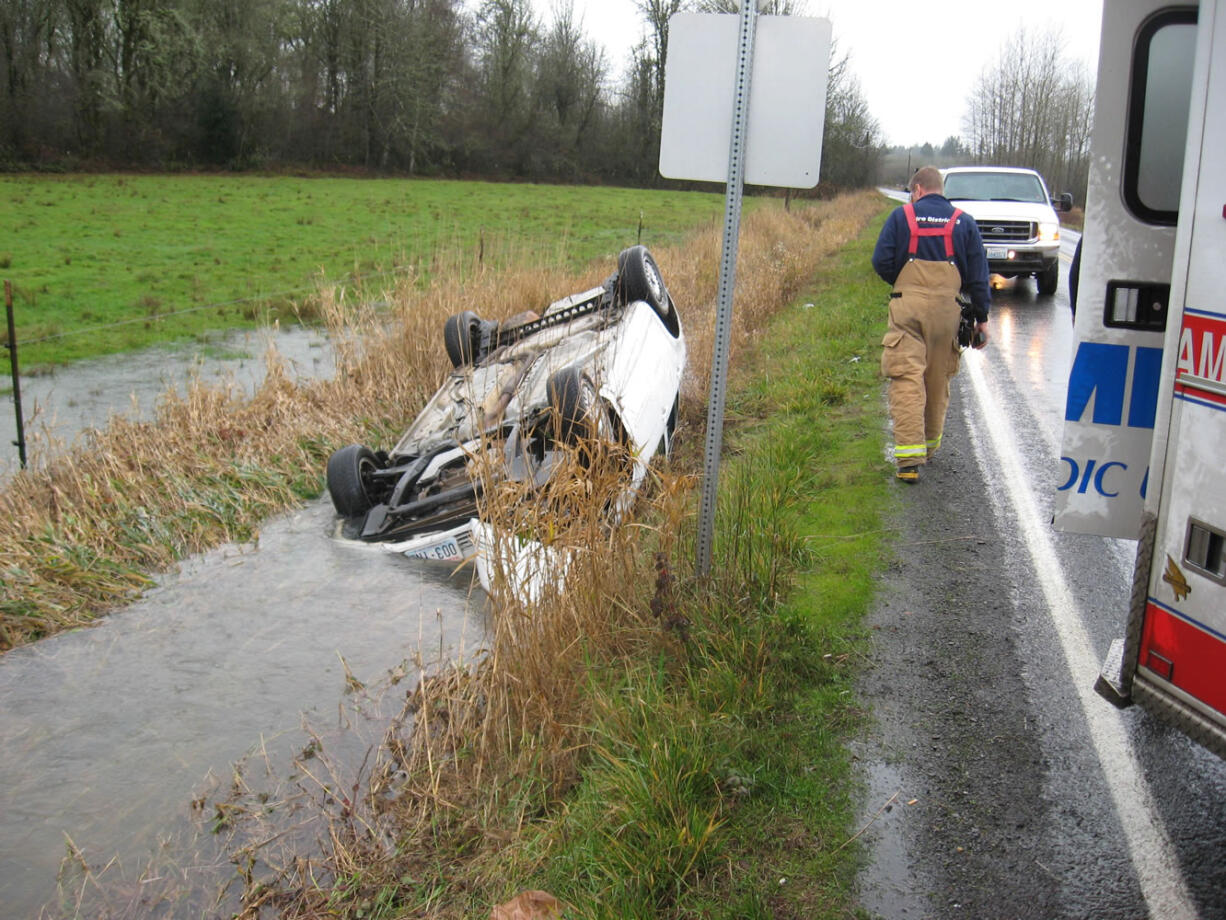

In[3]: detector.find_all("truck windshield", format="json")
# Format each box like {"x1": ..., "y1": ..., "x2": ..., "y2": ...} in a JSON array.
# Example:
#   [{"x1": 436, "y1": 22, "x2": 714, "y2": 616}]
[{"x1": 944, "y1": 172, "x2": 1047, "y2": 203}]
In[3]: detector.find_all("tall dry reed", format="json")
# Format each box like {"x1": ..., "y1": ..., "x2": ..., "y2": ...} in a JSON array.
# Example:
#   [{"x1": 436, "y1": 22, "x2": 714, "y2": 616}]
[
  {"x1": 0, "y1": 191, "x2": 882, "y2": 652},
  {"x1": 28, "y1": 190, "x2": 888, "y2": 916}
]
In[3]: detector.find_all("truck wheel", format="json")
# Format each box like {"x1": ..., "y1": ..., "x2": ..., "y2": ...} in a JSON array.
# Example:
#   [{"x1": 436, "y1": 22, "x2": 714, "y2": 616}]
[{"x1": 1037, "y1": 260, "x2": 1059, "y2": 296}]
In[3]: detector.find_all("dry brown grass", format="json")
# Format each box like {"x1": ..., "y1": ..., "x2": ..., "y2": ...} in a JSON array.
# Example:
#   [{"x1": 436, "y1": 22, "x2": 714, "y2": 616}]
[
  {"x1": 0, "y1": 190, "x2": 883, "y2": 653},
  {"x1": 27, "y1": 190, "x2": 888, "y2": 917}
]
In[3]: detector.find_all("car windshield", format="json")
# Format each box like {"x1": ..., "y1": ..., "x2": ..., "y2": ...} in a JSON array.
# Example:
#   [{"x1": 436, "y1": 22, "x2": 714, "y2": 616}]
[{"x1": 944, "y1": 171, "x2": 1047, "y2": 203}]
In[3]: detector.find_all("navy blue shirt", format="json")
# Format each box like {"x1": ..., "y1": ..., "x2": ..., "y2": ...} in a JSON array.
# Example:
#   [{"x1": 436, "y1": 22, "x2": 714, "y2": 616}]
[{"x1": 872, "y1": 193, "x2": 991, "y2": 322}]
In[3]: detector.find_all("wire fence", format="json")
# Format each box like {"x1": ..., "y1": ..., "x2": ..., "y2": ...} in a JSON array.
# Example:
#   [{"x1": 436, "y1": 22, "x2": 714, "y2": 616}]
[{"x1": 1, "y1": 260, "x2": 413, "y2": 470}]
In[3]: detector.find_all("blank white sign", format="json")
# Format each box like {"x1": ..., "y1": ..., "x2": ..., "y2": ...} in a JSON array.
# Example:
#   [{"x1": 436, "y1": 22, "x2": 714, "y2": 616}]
[{"x1": 659, "y1": 13, "x2": 831, "y2": 188}]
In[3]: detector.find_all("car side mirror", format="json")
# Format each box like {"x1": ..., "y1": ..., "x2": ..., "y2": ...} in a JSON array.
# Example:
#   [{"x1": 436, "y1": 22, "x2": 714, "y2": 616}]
[{"x1": 1054, "y1": 192, "x2": 1074, "y2": 212}]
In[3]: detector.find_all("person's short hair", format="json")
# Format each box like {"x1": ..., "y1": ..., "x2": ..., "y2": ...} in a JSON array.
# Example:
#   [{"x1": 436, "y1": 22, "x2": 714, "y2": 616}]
[{"x1": 911, "y1": 166, "x2": 943, "y2": 195}]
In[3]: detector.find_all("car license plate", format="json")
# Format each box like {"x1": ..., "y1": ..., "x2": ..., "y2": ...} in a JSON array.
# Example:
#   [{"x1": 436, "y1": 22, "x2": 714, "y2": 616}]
[
  {"x1": 986, "y1": 246, "x2": 1007, "y2": 260},
  {"x1": 405, "y1": 538, "x2": 461, "y2": 562}
]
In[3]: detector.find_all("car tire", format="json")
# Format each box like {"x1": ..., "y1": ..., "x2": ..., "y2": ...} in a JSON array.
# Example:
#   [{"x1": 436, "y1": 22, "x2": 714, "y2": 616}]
[
  {"x1": 547, "y1": 365, "x2": 612, "y2": 445},
  {"x1": 444, "y1": 311, "x2": 481, "y2": 366},
  {"x1": 326, "y1": 444, "x2": 381, "y2": 518},
  {"x1": 661, "y1": 393, "x2": 679, "y2": 457},
  {"x1": 546, "y1": 366, "x2": 588, "y2": 443},
  {"x1": 616, "y1": 246, "x2": 677, "y2": 328},
  {"x1": 1037, "y1": 260, "x2": 1059, "y2": 296}
]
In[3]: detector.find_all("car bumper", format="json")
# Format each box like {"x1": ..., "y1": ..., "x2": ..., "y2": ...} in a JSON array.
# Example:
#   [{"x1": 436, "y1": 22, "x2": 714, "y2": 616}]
[{"x1": 383, "y1": 520, "x2": 478, "y2": 563}]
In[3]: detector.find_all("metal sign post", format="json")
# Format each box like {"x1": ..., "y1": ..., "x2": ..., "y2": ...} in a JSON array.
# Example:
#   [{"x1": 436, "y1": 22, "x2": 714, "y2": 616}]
[
  {"x1": 659, "y1": 11, "x2": 831, "y2": 577},
  {"x1": 4, "y1": 281, "x2": 26, "y2": 469},
  {"x1": 696, "y1": 3, "x2": 756, "y2": 576}
]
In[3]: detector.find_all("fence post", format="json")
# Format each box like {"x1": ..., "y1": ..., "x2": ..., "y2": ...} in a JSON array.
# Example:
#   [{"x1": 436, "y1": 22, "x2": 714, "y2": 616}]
[{"x1": 5, "y1": 280, "x2": 26, "y2": 469}]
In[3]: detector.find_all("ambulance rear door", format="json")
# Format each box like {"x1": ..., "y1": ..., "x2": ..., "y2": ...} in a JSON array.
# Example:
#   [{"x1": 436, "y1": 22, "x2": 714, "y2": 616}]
[{"x1": 1053, "y1": 0, "x2": 1198, "y2": 538}]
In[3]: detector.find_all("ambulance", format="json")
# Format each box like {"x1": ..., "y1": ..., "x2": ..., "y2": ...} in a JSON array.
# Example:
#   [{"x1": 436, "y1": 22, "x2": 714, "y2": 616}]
[{"x1": 1056, "y1": 0, "x2": 1226, "y2": 758}]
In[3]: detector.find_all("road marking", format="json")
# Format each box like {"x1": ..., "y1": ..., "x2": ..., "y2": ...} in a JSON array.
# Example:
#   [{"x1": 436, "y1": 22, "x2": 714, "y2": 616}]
[{"x1": 963, "y1": 351, "x2": 1197, "y2": 920}]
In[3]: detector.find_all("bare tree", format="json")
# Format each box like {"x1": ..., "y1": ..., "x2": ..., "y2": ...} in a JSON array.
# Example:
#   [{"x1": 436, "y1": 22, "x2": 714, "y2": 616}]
[
  {"x1": 533, "y1": 0, "x2": 607, "y2": 177},
  {"x1": 693, "y1": 0, "x2": 809, "y2": 13},
  {"x1": 472, "y1": 0, "x2": 538, "y2": 172},
  {"x1": 819, "y1": 42, "x2": 882, "y2": 189},
  {"x1": 963, "y1": 27, "x2": 1094, "y2": 201}
]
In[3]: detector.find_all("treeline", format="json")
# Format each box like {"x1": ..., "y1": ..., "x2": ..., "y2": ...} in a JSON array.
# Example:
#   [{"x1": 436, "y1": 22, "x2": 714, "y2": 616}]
[
  {"x1": 962, "y1": 27, "x2": 1094, "y2": 204},
  {"x1": 0, "y1": 0, "x2": 882, "y2": 189}
]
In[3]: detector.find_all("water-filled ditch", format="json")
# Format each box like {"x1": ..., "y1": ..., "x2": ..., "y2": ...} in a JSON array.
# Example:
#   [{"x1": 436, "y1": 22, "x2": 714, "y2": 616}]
[
  {"x1": 0, "y1": 495, "x2": 484, "y2": 917},
  {"x1": 0, "y1": 326, "x2": 485, "y2": 916},
  {"x1": 2, "y1": 325, "x2": 334, "y2": 477}
]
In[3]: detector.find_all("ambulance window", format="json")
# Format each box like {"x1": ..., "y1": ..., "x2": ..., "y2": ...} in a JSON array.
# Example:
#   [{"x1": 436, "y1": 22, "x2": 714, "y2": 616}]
[
  {"x1": 1124, "y1": 9, "x2": 1197, "y2": 225},
  {"x1": 1185, "y1": 519, "x2": 1226, "y2": 585}
]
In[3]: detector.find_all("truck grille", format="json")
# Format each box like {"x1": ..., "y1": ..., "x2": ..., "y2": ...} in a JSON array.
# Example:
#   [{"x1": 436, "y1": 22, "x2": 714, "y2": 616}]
[{"x1": 978, "y1": 220, "x2": 1036, "y2": 243}]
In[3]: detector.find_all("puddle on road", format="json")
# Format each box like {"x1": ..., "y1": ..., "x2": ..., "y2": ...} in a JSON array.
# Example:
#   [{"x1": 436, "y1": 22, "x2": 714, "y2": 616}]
[
  {"x1": 0, "y1": 495, "x2": 485, "y2": 918},
  {"x1": 1, "y1": 324, "x2": 334, "y2": 476},
  {"x1": 852, "y1": 754, "x2": 933, "y2": 918}
]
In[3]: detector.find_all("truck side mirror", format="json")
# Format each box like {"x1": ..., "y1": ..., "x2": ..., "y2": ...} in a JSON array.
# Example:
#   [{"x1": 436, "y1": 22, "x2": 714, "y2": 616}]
[{"x1": 1055, "y1": 192, "x2": 1074, "y2": 212}]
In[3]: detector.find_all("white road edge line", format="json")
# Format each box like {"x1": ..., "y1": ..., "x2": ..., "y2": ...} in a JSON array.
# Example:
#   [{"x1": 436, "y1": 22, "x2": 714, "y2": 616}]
[{"x1": 963, "y1": 351, "x2": 1197, "y2": 919}]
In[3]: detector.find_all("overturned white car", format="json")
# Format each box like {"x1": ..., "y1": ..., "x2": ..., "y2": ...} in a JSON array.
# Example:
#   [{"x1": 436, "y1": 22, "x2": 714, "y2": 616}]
[{"x1": 325, "y1": 245, "x2": 685, "y2": 582}]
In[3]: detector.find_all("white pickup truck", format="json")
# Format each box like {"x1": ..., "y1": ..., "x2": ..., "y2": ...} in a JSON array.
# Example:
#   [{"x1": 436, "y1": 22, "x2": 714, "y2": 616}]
[{"x1": 940, "y1": 165, "x2": 1073, "y2": 296}]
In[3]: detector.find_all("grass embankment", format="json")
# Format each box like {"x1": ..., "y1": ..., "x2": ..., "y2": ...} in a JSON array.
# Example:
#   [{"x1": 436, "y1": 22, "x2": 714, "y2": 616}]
[
  {"x1": 208, "y1": 202, "x2": 897, "y2": 920},
  {"x1": 11, "y1": 189, "x2": 895, "y2": 918},
  {"x1": 0, "y1": 174, "x2": 731, "y2": 367},
  {"x1": 493, "y1": 223, "x2": 895, "y2": 919}
]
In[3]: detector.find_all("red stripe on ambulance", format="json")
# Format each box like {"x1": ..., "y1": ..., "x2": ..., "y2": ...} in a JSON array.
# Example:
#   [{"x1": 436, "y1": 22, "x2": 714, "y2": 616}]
[
  {"x1": 1140, "y1": 600, "x2": 1226, "y2": 714},
  {"x1": 1175, "y1": 311, "x2": 1226, "y2": 386}
]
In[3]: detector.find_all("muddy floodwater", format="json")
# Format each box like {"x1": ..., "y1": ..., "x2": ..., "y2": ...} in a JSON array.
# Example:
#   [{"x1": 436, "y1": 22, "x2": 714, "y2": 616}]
[
  {"x1": 0, "y1": 326, "x2": 485, "y2": 917},
  {"x1": 2, "y1": 324, "x2": 335, "y2": 476},
  {"x1": 0, "y1": 497, "x2": 485, "y2": 916}
]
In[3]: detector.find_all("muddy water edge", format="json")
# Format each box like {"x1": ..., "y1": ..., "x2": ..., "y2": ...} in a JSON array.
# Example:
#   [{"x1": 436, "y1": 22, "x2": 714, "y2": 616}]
[{"x1": 0, "y1": 327, "x2": 487, "y2": 916}]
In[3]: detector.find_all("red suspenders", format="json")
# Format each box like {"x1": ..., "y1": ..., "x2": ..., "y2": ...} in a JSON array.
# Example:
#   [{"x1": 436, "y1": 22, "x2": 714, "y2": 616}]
[{"x1": 903, "y1": 203, "x2": 963, "y2": 260}]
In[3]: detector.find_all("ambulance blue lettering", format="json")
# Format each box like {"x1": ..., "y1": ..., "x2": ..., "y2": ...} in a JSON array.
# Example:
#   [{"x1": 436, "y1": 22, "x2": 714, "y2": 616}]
[
  {"x1": 1066, "y1": 343, "x2": 1127, "y2": 425},
  {"x1": 1057, "y1": 457, "x2": 1129, "y2": 497},
  {"x1": 1128, "y1": 347, "x2": 1163, "y2": 429},
  {"x1": 1064, "y1": 343, "x2": 1163, "y2": 430}
]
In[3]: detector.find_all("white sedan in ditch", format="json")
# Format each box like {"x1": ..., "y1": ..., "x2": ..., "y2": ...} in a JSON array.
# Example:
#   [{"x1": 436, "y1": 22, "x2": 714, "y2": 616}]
[{"x1": 324, "y1": 245, "x2": 685, "y2": 587}]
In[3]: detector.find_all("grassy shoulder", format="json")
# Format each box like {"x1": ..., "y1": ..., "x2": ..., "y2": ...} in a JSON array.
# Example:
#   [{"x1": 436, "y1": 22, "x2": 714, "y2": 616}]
[
  {"x1": 0, "y1": 174, "x2": 733, "y2": 368},
  {"x1": 10, "y1": 194, "x2": 895, "y2": 918},
  {"x1": 466, "y1": 217, "x2": 894, "y2": 918}
]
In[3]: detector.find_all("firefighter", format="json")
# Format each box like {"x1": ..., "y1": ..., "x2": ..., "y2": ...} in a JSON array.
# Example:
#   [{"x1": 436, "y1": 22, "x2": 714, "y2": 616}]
[{"x1": 872, "y1": 166, "x2": 991, "y2": 483}]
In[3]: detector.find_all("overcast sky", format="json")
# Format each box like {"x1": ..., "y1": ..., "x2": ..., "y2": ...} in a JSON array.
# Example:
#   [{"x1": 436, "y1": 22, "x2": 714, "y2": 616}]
[{"x1": 529, "y1": 0, "x2": 1105, "y2": 147}]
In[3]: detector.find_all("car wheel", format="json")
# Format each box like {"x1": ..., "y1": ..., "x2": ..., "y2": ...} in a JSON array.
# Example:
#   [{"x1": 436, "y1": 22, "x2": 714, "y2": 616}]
[
  {"x1": 616, "y1": 246, "x2": 673, "y2": 324},
  {"x1": 326, "y1": 444, "x2": 382, "y2": 517},
  {"x1": 546, "y1": 366, "x2": 612, "y2": 445},
  {"x1": 659, "y1": 393, "x2": 679, "y2": 457},
  {"x1": 1037, "y1": 260, "x2": 1059, "y2": 296},
  {"x1": 444, "y1": 311, "x2": 481, "y2": 366}
]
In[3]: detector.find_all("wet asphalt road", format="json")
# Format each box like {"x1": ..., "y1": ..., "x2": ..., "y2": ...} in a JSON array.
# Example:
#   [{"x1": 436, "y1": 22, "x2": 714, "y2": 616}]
[{"x1": 854, "y1": 244, "x2": 1226, "y2": 918}]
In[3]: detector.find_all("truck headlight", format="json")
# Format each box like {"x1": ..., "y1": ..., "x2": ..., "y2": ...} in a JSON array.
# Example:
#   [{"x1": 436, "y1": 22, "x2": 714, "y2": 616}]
[{"x1": 1039, "y1": 221, "x2": 1060, "y2": 242}]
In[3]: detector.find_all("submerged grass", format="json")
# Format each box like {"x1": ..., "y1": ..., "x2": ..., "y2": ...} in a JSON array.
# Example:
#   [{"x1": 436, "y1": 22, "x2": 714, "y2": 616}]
[{"x1": 14, "y1": 191, "x2": 895, "y2": 918}]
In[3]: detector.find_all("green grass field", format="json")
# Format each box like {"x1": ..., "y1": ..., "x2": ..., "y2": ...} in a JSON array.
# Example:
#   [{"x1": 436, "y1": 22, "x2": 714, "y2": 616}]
[{"x1": 0, "y1": 174, "x2": 731, "y2": 367}]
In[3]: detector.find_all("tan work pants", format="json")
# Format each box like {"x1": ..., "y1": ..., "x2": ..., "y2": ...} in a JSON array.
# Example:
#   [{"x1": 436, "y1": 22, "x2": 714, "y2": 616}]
[{"x1": 880, "y1": 259, "x2": 963, "y2": 469}]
